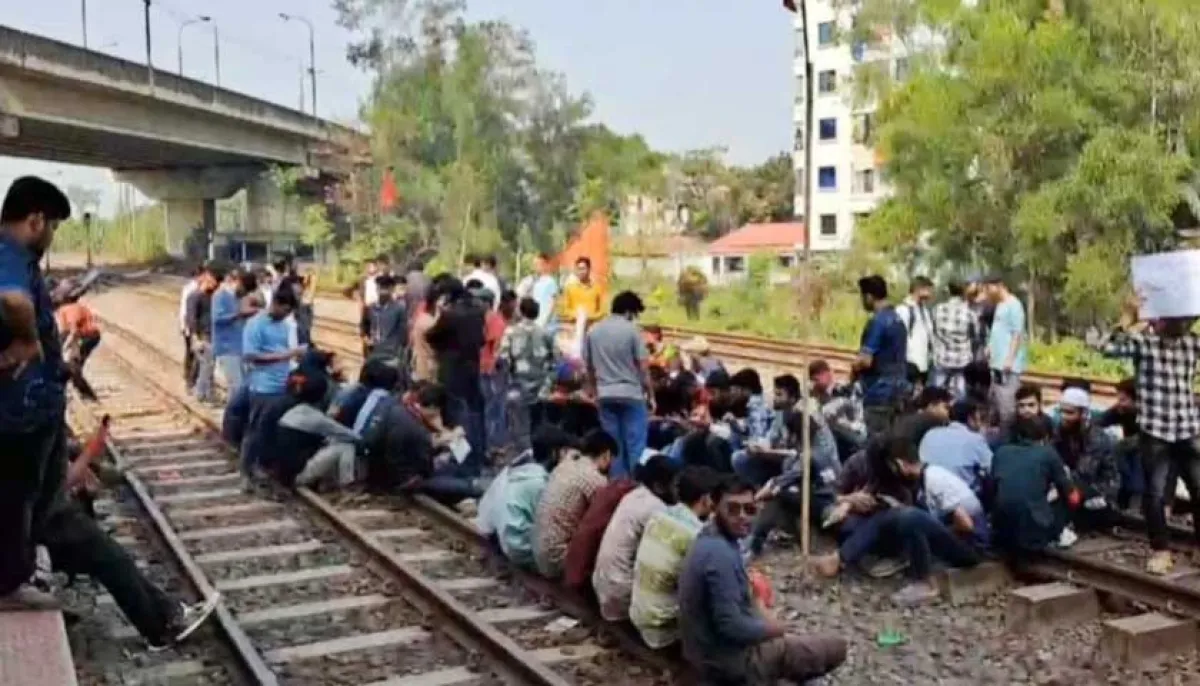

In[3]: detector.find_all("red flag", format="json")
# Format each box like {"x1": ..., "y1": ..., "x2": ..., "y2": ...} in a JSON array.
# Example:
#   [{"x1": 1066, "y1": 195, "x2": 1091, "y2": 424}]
[{"x1": 379, "y1": 167, "x2": 399, "y2": 212}]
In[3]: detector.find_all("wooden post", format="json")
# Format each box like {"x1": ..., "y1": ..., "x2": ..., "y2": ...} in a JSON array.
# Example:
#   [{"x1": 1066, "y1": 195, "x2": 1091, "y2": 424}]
[{"x1": 795, "y1": 266, "x2": 816, "y2": 557}]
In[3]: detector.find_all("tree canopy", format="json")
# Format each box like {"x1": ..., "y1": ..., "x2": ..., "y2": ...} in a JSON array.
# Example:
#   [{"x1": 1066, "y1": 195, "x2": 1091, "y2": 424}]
[
  {"x1": 851, "y1": 0, "x2": 1200, "y2": 331},
  {"x1": 332, "y1": 0, "x2": 794, "y2": 269}
]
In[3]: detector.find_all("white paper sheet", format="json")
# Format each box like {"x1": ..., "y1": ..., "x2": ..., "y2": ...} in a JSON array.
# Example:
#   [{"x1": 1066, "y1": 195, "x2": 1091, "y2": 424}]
[{"x1": 1131, "y1": 250, "x2": 1200, "y2": 319}]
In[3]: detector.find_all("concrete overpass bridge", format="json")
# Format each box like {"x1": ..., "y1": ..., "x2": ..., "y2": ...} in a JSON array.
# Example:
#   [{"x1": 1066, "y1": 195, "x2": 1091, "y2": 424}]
[{"x1": 0, "y1": 25, "x2": 370, "y2": 256}]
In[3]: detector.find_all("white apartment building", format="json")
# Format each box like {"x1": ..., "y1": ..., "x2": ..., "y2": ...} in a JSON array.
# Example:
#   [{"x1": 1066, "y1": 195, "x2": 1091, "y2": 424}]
[{"x1": 792, "y1": 1, "x2": 910, "y2": 252}]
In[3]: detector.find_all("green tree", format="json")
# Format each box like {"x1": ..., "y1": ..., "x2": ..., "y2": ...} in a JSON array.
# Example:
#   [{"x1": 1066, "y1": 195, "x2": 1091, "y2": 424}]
[{"x1": 852, "y1": 0, "x2": 1200, "y2": 332}]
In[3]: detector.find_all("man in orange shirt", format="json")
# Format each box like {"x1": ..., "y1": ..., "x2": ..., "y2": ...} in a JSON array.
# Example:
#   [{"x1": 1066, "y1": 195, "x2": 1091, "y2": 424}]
[{"x1": 56, "y1": 292, "x2": 101, "y2": 369}]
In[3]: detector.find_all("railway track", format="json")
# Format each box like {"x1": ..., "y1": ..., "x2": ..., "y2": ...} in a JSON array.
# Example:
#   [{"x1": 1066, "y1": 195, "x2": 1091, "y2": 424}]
[{"x1": 83, "y1": 310, "x2": 680, "y2": 686}]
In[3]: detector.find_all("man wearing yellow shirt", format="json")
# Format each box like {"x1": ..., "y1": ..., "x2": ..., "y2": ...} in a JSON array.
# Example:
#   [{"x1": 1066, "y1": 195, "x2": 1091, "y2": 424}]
[{"x1": 561, "y1": 256, "x2": 605, "y2": 324}]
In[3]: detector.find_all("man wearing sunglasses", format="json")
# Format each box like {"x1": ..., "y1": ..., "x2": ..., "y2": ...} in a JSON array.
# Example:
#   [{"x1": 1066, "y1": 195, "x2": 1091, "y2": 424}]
[{"x1": 678, "y1": 477, "x2": 847, "y2": 685}]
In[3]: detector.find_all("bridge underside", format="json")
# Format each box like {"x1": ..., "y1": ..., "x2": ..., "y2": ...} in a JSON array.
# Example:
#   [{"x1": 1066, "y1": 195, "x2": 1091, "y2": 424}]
[{"x1": 0, "y1": 117, "x2": 253, "y2": 169}]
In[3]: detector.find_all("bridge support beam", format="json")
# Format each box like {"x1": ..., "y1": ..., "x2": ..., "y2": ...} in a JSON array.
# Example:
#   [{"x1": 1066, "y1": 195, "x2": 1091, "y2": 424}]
[{"x1": 115, "y1": 165, "x2": 262, "y2": 259}]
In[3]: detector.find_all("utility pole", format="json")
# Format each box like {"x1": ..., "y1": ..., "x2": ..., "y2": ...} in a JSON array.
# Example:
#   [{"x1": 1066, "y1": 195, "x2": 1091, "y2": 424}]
[
  {"x1": 81, "y1": 0, "x2": 88, "y2": 48},
  {"x1": 280, "y1": 14, "x2": 318, "y2": 117},
  {"x1": 143, "y1": 0, "x2": 154, "y2": 89},
  {"x1": 212, "y1": 25, "x2": 221, "y2": 86},
  {"x1": 177, "y1": 16, "x2": 211, "y2": 77},
  {"x1": 798, "y1": 0, "x2": 815, "y2": 262},
  {"x1": 84, "y1": 212, "x2": 93, "y2": 269}
]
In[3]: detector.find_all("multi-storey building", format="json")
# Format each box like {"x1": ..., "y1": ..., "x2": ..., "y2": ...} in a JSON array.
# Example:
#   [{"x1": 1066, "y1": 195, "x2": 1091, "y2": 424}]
[{"x1": 791, "y1": 0, "x2": 909, "y2": 252}]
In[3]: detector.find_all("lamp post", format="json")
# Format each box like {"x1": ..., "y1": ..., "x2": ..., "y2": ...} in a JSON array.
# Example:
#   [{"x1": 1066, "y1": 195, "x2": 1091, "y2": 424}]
[
  {"x1": 279, "y1": 13, "x2": 317, "y2": 117},
  {"x1": 143, "y1": 0, "x2": 153, "y2": 88},
  {"x1": 81, "y1": 0, "x2": 88, "y2": 48},
  {"x1": 177, "y1": 16, "x2": 212, "y2": 76}
]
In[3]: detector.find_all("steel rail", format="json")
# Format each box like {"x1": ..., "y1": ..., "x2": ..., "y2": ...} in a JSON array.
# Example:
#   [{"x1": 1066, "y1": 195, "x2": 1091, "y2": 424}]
[
  {"x1": 92, "y1": 311, "x2": 578, "y2": 686},
  {"x1": 70, "y1": 390, "x2": 279, "y2": 684}
]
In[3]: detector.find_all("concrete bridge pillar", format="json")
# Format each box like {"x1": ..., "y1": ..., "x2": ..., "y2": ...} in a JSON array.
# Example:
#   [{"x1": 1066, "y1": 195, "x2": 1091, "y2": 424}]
[{"x1": 115, "y1": 165, "x2": 262, "y2": 259}]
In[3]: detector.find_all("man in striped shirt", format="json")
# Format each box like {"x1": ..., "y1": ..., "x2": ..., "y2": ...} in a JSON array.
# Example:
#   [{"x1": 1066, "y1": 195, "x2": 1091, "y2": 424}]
[{"x1": 629, "y1": 467, "x2": 720, "y2": 648}]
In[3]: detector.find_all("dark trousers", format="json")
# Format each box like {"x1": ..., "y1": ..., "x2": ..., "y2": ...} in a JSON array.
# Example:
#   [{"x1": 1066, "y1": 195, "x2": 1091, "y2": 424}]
[
  {"x1": 445, "y1": 391, "x2": 486, "y2": 476},
  {"x1": 1140, "y1": 434, "x2": 1200, "y2": 550},
  {"x1": 183, "y1": 334, "x2": 196, "y2": 386},
  {"x1": 3, "y1": 425, "x2": 178, "y2": 642},
  {"x1": 78, "y1": 332, "x2": 101, "y2": 367}
]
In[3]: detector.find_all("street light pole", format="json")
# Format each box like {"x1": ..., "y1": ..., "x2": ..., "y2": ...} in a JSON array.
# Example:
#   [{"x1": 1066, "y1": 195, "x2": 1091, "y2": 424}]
[
  {"x1": 177, "y1": 16, "x2": 211, "y2": 76},
  {"x1": 212, "y1": 25, "x2": 221, "y2": 87},
  {"x1": 143, "y1": 0, "x2": 154, "y2": 88},
  {"x1": 84, "y1": 212, "x2": 93, "y2": 269},
  {"x1": 280, "y1": 13, "x2": 317, "y2": 117},
  {"x1": 81, "y1": 0, "x2": 88, "y2": 48}
]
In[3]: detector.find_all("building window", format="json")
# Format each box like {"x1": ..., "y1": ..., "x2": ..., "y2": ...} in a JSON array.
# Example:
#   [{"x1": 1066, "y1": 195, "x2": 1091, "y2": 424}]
[
  {"x1": 711, "y1": 256, "x2": 721, "y2": 274},
  {"x1": 817, "y1": 22, "x2": 835, "y2": 47},
  {"x1": 725, "y1": 256, "x2": 745, "y2": 273},
  {"x1": 852, "y1": 112, "x2": 875, "y2": 145},
  {"x1": 854, "y1": 211, "x2": 872, "y2": 226},
  {"x1": 851, "y1": 41, "x2": 866, "y2": 62},
  {"x1": 818, "y1": 70, "x2": 837, "y2": 94},
  {"x1": 819, "y1": 214, "x2": 838, "y2": 236},
  {"x1": 818, "y1": 118, "x2": 837, "y2": 141},
  {"x1": 818, "y1": 166, "x2": 837, "y2": 191},
  {"x1": 853, "y1": 168, "x2": 876, "y2": 194},
  {"x1": 894, "y1": 57, "x2": 910, "y2": 81},
  {"x1": 779, "y1": 254, "x2": 796, "y2": 269}
]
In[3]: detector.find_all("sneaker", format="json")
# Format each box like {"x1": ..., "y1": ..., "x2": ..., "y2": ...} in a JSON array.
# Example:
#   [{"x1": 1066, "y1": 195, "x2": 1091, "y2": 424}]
[
  {"x1": 0, "y1": 584, "x2": 61, "y2": 612},
  {"x1": 1147, "y1": 550, "x2": 1174, "y2": 576},
  {"x1": 148, "y1": 593, "x2": 220, "y2": 652},
  {"x1": 863, "y1": 555, "x2": 910, "y2": 579},
  {"x1": 1055, "y1": 527, "x2": 1079, "y2": 549},
  {"x1": 890, "y1": 581, "x2": 940, "y2": 607}
]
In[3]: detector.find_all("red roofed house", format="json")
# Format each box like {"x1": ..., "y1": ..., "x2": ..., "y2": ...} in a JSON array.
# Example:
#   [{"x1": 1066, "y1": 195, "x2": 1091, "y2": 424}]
[{"x1": 706, "y1": 222, "x2": 806, "y2": 284}]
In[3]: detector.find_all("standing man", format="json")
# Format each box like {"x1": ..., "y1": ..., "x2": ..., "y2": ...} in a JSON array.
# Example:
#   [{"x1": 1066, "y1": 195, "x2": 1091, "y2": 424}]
[
  {"x1": 895, "y1": 276, "x2": 935, "y2": 378},
  {"x1": 853, "y1": 275, "x2": 908, "y2": 437},
  {"x1": 361, "y1": 274, "x2": 409, "y2": 380},
  {"x1": 464, "y1": 254, "x2": 502, "y2": 309},
  {"x1": 426, "y1": 278, "x2": 488, "y2": 474},
  {"x1": 211, "y1": 267, "x2": 249, "y2": 394},
  {"x1": 677, "y1": 477, "x2": 847, "y2": 684},
  {"x1": 1099, "y1": 296, "x2": 1200, "y2": 575},
  {"x1": 187, "y1": 265, "x2": 221, "y2": 403},
  {"x1": 530, "y1": 253, "x2": 560, "y2": 334},
  {"x1": 403, "y1": 258, "x2": 430, "y2": 323},
  {"x1": 584, "y1": 291, "x2": 654, "y2": 479},
  {"x1": 931, "y1": 279, "x2": 977, "y2": 397},
  {"x1": 0, "y1": 176, "x2": 219, "y2": 645},
  {"x1": 241, "y1": 288, "x2": 305, "y2": 485},
  {"x1": 179, "y1": 265, "x2": 202, "y2": 384},
  {"x1": 984, "y1": 274, "x2": 1028, "y2": 426}
]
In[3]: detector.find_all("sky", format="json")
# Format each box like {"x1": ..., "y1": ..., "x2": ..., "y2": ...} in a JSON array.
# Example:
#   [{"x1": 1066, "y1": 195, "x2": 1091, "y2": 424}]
[{"x1": 1, "y1": 0, "x2": 795, "y2": 215}]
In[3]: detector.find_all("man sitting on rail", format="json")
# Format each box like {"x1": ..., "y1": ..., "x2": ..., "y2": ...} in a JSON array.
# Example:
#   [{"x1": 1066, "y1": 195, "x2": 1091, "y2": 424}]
[
  {"x1": 562, "y1": 456, "x2": 642, "y2": 595},
  {"x1": 918, "y1": 397, "x2": 993, "y2": 498},
  {"x1": 678, "y1": 476, "x2": 847, "y2": 684},
  {"x1": 990, "y1": 415, "x2": 1076, "y2": 557},
  {"x1": 533, "y1": 428, "x2": 616, "y2": 579},
  {"x1": 1052, "y1": 387, "x2": 1119, "y2": 535},
  {"x1": 592, "y1": 455, "x2": 679, "y2": 619},
  {"x1": 488, "y1": 426, "x2": 578, "y2": 569},
  {"x1": 630, "y1": 466, "x2": 720, "y2": 649}
]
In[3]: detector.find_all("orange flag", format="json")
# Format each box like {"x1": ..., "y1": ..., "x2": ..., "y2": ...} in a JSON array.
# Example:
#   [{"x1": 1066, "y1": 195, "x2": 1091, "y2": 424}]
[{"x1": 379, "y1": 167, "x2": 399, "y2": 213}]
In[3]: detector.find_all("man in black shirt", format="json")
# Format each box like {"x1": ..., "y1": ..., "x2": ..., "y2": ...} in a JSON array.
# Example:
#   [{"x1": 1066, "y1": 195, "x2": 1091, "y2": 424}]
[
  {"x1": 426, "y1": 277, "x2": 487, "y2": 475},
  {"x1": 187, "y1": 264, "x2": 222, "y2": 402}
]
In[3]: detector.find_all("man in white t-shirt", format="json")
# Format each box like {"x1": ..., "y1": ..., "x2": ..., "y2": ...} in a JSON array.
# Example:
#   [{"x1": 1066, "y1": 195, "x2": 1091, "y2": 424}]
[
  {"x1": 463, "y1": 254, "x2": 501, "y2": 310},
  {"x1": 895, "y1": 276, "x2": 935, "y2": 375}
]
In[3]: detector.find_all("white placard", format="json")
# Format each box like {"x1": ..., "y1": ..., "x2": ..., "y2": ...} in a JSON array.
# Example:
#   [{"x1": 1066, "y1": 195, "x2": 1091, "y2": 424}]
[{"x1": 1131, "y1": 250, "x2": 1200, "y2": 319}]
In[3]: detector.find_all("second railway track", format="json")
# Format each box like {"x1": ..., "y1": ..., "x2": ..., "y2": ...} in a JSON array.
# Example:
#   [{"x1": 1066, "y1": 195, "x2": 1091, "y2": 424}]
[{"x1": 79, "y1": 316, "x2": 679, "y2": 685}]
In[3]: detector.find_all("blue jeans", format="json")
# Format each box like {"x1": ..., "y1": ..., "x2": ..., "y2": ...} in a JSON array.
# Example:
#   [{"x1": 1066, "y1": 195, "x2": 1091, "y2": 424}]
[
  {"x1": 445, "y1": 394, "x2": 486, "y2": 477},
  {"x1": 419, "y1": 461, "x2": 484, "y2": 507},
  {"x1": 598, "y1": 397, "x2": 649, "y2": 479},
  {"x1": 482, "y1": 372, "x2": 508, "y2": 451},
  {"x1": 240, "y1": 391, "x2": 283, "y2": 477},
  {"x1": 839, "y1": 507, "x2": 982, "y2": 579},
  {"x1": 1116, "y1": 437, "x2": 1144, "y2": 508},
  {"x1": 732, "y1": 450, "x2": 784, "y2": 488},
  {"x1": 216, "y1": 354, "x2": 244, "y2": 393}
]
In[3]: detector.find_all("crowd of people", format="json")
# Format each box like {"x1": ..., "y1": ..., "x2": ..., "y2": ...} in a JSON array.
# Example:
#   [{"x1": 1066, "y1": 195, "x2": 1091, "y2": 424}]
[{"x1": 3, "y1": 170, "x2": 1199, "y2": 683}]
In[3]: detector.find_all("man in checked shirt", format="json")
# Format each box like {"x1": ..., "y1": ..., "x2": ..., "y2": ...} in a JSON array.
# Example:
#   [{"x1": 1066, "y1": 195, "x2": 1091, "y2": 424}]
[
  {"x1": 931, "y1": 280, "x2": 978, "y2": 398},
  {"x1": 1099, "y1": 295, "x2": 1200, "y2": 575}
]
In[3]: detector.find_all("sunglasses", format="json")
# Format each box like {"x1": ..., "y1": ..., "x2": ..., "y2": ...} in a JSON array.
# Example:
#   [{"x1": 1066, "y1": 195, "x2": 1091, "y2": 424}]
[{"x1": 723, "y1": 501, "x2": 759, "y2": 517}]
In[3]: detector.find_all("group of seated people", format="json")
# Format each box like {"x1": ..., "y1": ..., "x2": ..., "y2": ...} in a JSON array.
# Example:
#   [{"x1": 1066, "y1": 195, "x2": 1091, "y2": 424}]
[{"x1": 475, "y1": 426, "x2": 849, "y2": 685}]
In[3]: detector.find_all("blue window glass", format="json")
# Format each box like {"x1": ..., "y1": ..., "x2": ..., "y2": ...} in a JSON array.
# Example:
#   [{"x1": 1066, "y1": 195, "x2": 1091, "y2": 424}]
[
  {"x1": 818, "y1": 118, "x2": 837, "y2": 141},
  {"x1": 817, "y1": 22, "x2": 835, "y2": 46},
  {"x1": 818, "y1": 166, "x2": 837, "y2": 190}
]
